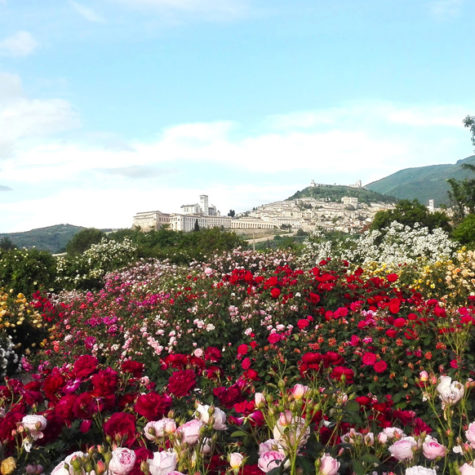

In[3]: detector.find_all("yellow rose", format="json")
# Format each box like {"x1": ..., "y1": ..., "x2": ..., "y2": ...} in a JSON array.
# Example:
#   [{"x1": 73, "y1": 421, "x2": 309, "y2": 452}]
[{"x1": 0, "y1": 457, "x2": 16, "y2": 475}]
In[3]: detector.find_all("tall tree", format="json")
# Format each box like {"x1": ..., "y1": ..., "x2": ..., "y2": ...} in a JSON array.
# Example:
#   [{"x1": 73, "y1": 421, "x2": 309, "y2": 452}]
[{"x1": 464, "y1": 115, "x2": 475, "y2": 147}]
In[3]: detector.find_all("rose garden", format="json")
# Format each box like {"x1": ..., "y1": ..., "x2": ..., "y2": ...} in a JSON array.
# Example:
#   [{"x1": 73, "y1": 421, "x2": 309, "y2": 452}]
[{"x1": 0, "y1": 223, "x2": 474, "y2": 474}]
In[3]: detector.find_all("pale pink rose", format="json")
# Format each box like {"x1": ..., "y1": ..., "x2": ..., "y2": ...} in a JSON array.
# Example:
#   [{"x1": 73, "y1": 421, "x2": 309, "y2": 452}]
[
  {"x1": 22, "y1": 415, "x2": 47, "y2": 440},
  {"x1": 273, "y1": 415, "x2": 310, "y2": 449},
  {"x1": 388, "y1": 437, "x2": 417, "y2": 461},
  {"x1": 258, "y1": 451, "x2": 285, "y2": 473},
  {"x1": 291, "y1": 384, "x2": 309, "y2": 400},
  {"x1": 51, "y1": 452, "x2": 87, "y2": 475},
  {"x1": 419, "y1": 371, "x2": 429, "y2": 382},
  {"x1": 378, "y1": 427, "x2": 405, "y2": 444},
  {"x1": 254, "y1": 392, "x2": 265, "y2": 407},
  {"x1": 258, "y1": 439, "x2": 282, "y2": 455},
  {"x1": 341, "y1": 428, "x2": 363, "y2": 445},
  {"x1": 196, "y1": 404, "x2": 227, "y2": 430},
  {"x1": 147, "y1": 450, "x2": 177, "y2": 475},
  {"x1": 229, "y1": 452, "x2": 244, "y2": 470},
  {"x1": 194, "y1": 348, "x2": 204, "y2": 358},
  {"x1": 436, "y1": 376, "x2": 464, "y2": 407},
  {"x1": 204, "y1": 267, "x2": 213, "y2": 276},
  {"x1": 460, "y1": 461, "x2": 475, "y2": 475},
  {"x1": 177, "y1": 419, "x2": 203, "y2": 445},
  {"x1": 144, "y1": 418, "x2": 177, "y2": 440},
  {"x1": 108, "y1": 447, "x2": 136, "y2": 475},
  {"x1": 465, "y1": 421, "x2": 475, "y2": 448},
  {"x1": 405, "y1": 466, "x2": 437, "y2": 475},
  {"x1": 422, "y1": 438, "x2": 447, "y2": 460},
  {"x1": 319, "y1": 454, "x2": 340, "y2": 475}
]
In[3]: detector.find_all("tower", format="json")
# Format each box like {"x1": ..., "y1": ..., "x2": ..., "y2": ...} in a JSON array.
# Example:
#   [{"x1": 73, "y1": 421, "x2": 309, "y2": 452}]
[{"x1": 200, "y1": 195, "x2": 209, "y2": 216}]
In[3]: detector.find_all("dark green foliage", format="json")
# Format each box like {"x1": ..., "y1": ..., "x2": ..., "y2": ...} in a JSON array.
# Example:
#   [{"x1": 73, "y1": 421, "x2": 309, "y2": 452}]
[
  {"x1": 447, "y1": 163, "x2": 475, "y2": 222},
  {"x1": 0, "y1": 248, "x2": 57, "y2": 296},
  {"x1": 108, "y1": 227, "x2": 246, "y2": 264},
  {"x1": 371, "y1": 199, "x2": 451, "y2": 233},
  {"x1": 452, "y1": 214, "x2": 475, "y2": 246},
  {"x1": 366, "y1": 155, "x2": 475, "y2": 207},
  {"x1": 228, "y1": 209, "x2": 236, "y2": 217},
  {"x1": 0, "y1": 224, "x2": 85, "y2": 253},
  {"x1": 288, "y1": 184, "x2": 395, "y2": 204},
  {"x1": 0, "y1": 237, "x2": 16, "y2": 250},
  {"x1": 465, "y1": 115, "x2": 475, "y2": 147},
  {"x1": 66, "y1": 228, "x2": 106, "y2": 255}
]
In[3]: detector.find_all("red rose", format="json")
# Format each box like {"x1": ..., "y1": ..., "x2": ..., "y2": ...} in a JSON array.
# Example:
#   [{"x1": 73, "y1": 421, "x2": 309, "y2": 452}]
[
  {"x1": 297, "y1": 319, "x2": 310, "y2": 330},
  {"x1": 134, "y1": 392, "x2": 172, "y2": 421},
  {"x1": 389, "y1": 298, "x2": 401, "y2": 314},
  {"x1": 270, "y1": 288, "x2": 281, "y2": 299},
  {"x1": 73, "y1": 392, "x2": 97, "y2": 419},
  {"x1": 393, "y1": 317, "x2": 406, "y2": 328},
  {"x1": 43, "y1": 369, "x2": 65, "y2": 401},
  {"x1": 73, "y1": 355, "x2": 98, "y2": 379},
  {"x1": 330, "y1": 366, "x2": 354, "y2": 384},
  {"x1": 168, "y1": 369, "x2": 196, "y2": 398},
  {"x1": 92, "y1": 368, "x2": 118, "y2": 397},
  {"x1": 121, "y1": 360, "x2": 144, "y2": 378},
  {"x1": 104, "y1": 412, "x2": 137, "y2": 447},
  {"x1": 373, "y1": 360, "x2": 387, "y2": 373},
  {"x1": 386, "y1": 273, "x2": 399, "y2": 283},
  {"x1": 55, "y1": 394, "x2": 77, "y2": 424},
  {"x1": 362, "y1": 352, "x2": 377, "y2": 366},
  {"x1": 204, "y1": 346, "x2": 222, "y2": 362}
]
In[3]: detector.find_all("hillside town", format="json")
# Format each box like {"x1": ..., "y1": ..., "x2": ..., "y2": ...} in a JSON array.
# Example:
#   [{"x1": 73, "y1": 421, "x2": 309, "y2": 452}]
[{"x1": 132, "y1": 187, "x2": 395, "y2": 234}]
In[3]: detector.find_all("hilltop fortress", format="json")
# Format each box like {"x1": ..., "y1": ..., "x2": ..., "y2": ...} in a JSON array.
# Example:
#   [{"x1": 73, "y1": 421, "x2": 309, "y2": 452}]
[{"x1": 133, "y1": 186, "x2": 394, "y2": 234}]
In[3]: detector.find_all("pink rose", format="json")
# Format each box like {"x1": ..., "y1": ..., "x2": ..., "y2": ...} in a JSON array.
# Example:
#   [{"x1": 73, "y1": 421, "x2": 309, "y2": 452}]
[
  {"x1": 258, "y1": 451, "x2": 285, "y2": 473},
  {"x1": 258, "y1": 439, "x2": 282, "y2": 455},
  {"x1": 147, "y1": 450, "x2": 177, "y2": 475},
  {"x1": 108, "y1": 447, "x2": 136, "y2": 475},
  {"x1": 465, "y1": 421, "x2": 475, "y2": 448},
  {"x1": 388, "y1": 437, "x2": 417, "y2": 461},
  {"x1": 460, "y1": 462, "x2": 475, "y2": 475},
  {"x1": 291, "y1": 384, "x2": 309, "y2": 400},
  {"x1": 422, "y1": 438, "x2": 447, "y2": 460},
  {"x1": 177, "y1": 419, "x2": 203, "y2": 445},
  {"x1": 144, "y1": 418, "x2": 177, "y2": 440},
  {"x1": 22, "y1": 415, "x2": 47, "y2": 440},
  {"x1": 229, "y1": 453, "x2": 244, "y2": 470},
  {"x1": 196, "y1": 404, "x2": 227, "y2": 430},
  {"x1": 405, "y1": 467, "x2": 437, "y2": 475},
  {"x1": 51, "y1": 452, "x2": 87, "y2": 475},
  {"x1": 319, "y1": 454, "x2": 340, "y2": 475}
]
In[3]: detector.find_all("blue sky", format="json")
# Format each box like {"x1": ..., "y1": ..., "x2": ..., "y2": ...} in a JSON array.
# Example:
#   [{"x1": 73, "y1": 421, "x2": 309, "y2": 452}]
[{"x1": 0, "y1": 0, "x2": 474, "y2": 232}]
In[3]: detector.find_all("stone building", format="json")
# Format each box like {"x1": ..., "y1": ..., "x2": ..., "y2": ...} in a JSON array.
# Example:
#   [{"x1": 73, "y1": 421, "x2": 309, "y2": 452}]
[{"x1": 132, "y1": 210, "x2": 170, "y2": 231}]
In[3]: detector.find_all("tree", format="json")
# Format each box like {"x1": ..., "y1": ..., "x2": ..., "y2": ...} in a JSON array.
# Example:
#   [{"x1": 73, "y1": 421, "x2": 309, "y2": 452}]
[
  {"x1": 66, "y1": 228, "x2": 106, "y2": 255},
  {"x1": 446, "y1": 117, "x2": 475, "y2": 222},
  {"x1": 371, "y1": 199, "x2": 451, "y2": 233},
  {"x1": 193, "y1": 220, "x2": 200, "y2": 232},
  {"x1": 0, "y1": 237, "x2": 16, "y2": 250},
  {"x1": 464, "y1": 115, "x2": 475, "y2": 147},
  {"x1": 452, "y1": 213, "x2": 475, "y2": 246},
  {"x1": 227, "y1": 209, "x2": 236, "y2": 217}
]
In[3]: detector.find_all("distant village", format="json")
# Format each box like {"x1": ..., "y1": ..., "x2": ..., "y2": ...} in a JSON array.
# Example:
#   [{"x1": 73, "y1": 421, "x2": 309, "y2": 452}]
[{"x1": 132, "y1": 181, "x2": 399, "y2": 234}]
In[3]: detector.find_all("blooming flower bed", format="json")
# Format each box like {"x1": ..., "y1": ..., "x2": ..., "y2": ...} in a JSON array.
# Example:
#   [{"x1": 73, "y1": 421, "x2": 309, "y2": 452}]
[{"x1": 0, "y1": 249, "x2": 474, "y2": 474}]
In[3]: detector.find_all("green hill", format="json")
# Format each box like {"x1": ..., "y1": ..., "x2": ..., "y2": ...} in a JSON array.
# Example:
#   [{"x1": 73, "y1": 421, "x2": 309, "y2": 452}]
[
  {"x1": 287, "y1": 184, "x2": 396, "y2": 204},
  {"x1": 366, "y1": 155, "x2": 475, "y2": 206},
  {"x1": 0, "y1": 224, "x2": 85, "y2": 253}
]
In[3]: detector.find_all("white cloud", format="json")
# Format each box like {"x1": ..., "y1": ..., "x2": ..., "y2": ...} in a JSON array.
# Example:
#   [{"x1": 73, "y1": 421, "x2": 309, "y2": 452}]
[
  {"x1": 0, "y1": 31, "x2": 38, "y2": 57},
  {"x1": 0, "y1": 73, "x2": 79, "y2": 158},
  {"x1": 70, "y1": 1, "x2": 105, "y2": 22},
  {"x1": 1, "y1": 97, "x2": 473, "y2": 232}
]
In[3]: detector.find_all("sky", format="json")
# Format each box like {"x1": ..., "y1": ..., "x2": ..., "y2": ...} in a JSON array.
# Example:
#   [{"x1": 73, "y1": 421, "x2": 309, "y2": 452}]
[{"x1": 0, "y1": 0, "x2": 474, "y2": 233}]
